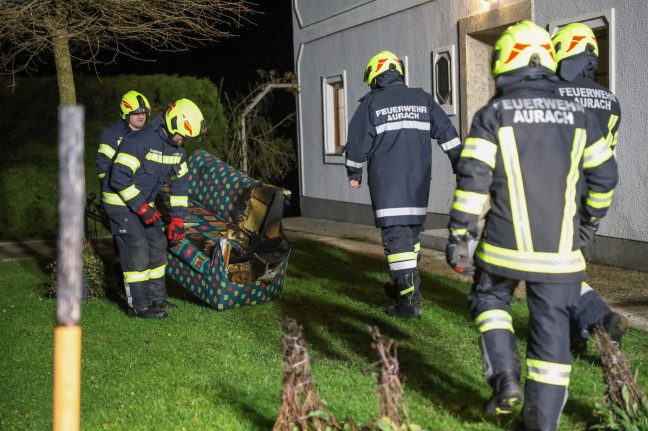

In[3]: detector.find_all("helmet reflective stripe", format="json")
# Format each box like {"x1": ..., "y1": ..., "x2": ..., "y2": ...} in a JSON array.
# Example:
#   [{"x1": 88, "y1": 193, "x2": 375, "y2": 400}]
[
  {"x1": 120, "y1": 90, "x2": 151, "y2": 120},
  {"x1": 492, "y1": 20, "x2": 556, "y2": 77},
  {"x1": 552, "y1": 22, "x2": 599, "y2": 64},
  {"x1": 165, "y1": 98, "x2": 205, "y2": 138},
  {"x1": 364, "y1": 50, "x2": 403, "y2": 84}
]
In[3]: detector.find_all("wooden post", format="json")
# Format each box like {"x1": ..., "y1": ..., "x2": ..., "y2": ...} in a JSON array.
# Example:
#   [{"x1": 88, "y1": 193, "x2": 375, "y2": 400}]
[{"x1": 53, "y1": 105, "x2": 84, "y2": 431}]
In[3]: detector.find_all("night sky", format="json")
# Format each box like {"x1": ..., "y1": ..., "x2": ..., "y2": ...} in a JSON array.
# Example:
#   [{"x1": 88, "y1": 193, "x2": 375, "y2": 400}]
[{"x1": 81, "y1": 2, "x2": 294, "y2": 95}]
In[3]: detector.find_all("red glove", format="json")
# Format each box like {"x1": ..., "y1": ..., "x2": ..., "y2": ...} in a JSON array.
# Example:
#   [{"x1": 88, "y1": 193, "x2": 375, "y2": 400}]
[
  {"x1": 167, "y1": 217, "x2": 185, "y2": 243},
  {"x1": 136, "y1": 203, "x2": 161, "y2": 225}
]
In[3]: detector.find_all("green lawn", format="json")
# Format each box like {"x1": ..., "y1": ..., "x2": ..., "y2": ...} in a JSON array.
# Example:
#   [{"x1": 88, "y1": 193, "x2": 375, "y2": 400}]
[{"x1": 1, "y1": 239, "x2": 646, "y2": 430}]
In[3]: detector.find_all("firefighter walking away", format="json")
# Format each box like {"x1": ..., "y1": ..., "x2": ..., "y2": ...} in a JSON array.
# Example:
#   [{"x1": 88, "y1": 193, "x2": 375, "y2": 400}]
[{"x1": 446, "y1": 21, "x2": 618, "y2": 430}]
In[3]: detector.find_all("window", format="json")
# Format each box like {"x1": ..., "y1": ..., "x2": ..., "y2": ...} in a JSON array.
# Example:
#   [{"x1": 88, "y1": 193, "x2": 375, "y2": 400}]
[
  {"x1": 322, "y1": 73, "x2": 347, "y2": 162},
  {"x1": 431, "y1": 45, "x2": 457, "y2": 116},
  {"x1": 549, "y1": 10, "x2": 615, "y2": 92}
]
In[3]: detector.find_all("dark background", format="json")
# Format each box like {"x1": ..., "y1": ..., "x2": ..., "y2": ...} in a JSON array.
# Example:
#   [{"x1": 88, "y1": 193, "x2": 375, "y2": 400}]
[
  {"x1": 82, "y1": 2, "x2": 301, "y2": 215},
  {"x1": 80, "y1": 2, "x2": 295, "y2": 95}
]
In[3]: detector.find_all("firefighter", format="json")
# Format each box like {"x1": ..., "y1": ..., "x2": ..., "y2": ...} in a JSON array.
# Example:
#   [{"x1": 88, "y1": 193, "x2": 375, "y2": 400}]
[
  {"x1": 445, "y1": 21, "x2": 617, "y2": 430},
  {"x1": 96, "y1": 90, "x2": 151, "y2": 182},
  {"x1": 552, "y1": 22, "x2": 627, "y2": 355},
  {"x1": 103, "y1": 98, "x2": 206, "y2": 319},
  {"x1": 96, "y1": 91, "x2": 151, "y2": 297},
  {"x1": 345, "y1": 50, "x2": 462, "y2": 318}
]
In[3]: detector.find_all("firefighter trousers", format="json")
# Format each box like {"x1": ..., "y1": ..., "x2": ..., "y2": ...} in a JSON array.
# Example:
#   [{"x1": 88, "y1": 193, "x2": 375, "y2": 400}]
[
  {"x1": 469, "y1": 270, "x2": 580, "y2": 431},
  {"x1": 108, "y1": 213, "x2": 168, "y2": 309},
  {"x1": 381, "y1": 224, "x2": 423, "y2": 279}
]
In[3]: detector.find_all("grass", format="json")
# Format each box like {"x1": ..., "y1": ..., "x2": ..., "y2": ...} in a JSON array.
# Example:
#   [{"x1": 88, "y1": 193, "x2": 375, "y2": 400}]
[{"x1": 1, "y1": 238, "x2": 647, "y2": 430}]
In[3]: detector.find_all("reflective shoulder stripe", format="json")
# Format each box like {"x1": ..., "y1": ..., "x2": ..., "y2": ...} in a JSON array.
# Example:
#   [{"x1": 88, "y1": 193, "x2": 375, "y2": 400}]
[
  {"x1": 474, "y1": 309, "x2": 514, "y2": 333},
  {"x1": 583, "y1": 136, "x2": 613, "y2": 169},
  {"x1": 98, "y1": 143, "x2": 116, "y2": 159},
  {"x1": 375, "y1": 207, "x2": 427, "y2": 218},
  {"x1": 375, "y1": 120, "x2": 430, "y2": 135},
  {"x1": 440, "y1": 137, "x2": 462, "y2": 152},
  {"x1": 118, "y1": 184, "x2": 141, "y2": 202},
  {"x1": 346, "y1": 159, "x2": 366, "y2": 168},
  {"x1": 477, "y1": 242, "x2": 586, "y2": 274},
  {"x1": 387, "y1": 251, "x2": 418, "y2": 263},
  {"x1": 587, "y1": 189, "x2": 614, "y2": 209},
  {"x1": 462, "y1": 137, "x2": 497, "y2": 169},
  {"x1": 452, "y1": 189, "x2": 488, "y2": 215},
  {"x1": 499, "y1": 127, "x2": 533, "y2": 252},
  {"x1": 101, "y1": 192, "x2": 127, "y2": 206},
  {"x1": 115, "y1": 153, "x2": 141, "y2": 174},
  {"x1": 526, "y1": 358, "x2": 571, "y2": 386}
]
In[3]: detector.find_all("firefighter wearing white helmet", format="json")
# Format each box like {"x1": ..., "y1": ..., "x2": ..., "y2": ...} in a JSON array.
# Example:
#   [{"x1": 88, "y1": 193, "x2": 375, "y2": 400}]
[
  {"x1": 345, "y1": 50, "x2": 462, "y2": 318},
  {"x1": 103, "y1": 98, "x2": 206, "y2": 319},
  {"x1": 446, "y1": 20, "x2": 618, "y2": 430},
  {"x1": 552, "y1": 23, "x2": 627, "y2": 357}
]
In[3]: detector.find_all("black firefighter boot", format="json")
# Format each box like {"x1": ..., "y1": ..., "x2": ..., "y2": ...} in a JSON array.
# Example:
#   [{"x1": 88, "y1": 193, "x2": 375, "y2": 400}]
[
  {"x1": 386, "y1": 271, "x2": 422, "y2": 318},
  {"x1": 485, "y1": 370, "x2": 522, "y2": 416},
  {"x1": 128, "y1": 306, "x2": 168, "y2": 319}
]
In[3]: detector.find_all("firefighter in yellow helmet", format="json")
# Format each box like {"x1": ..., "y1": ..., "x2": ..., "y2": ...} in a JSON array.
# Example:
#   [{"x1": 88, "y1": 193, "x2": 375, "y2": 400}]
[
  {"x1": 345, "y1": 50, "x2": 462, "y2": 318},
  {"x1": 552, "y1": 22, "x2": 627, "y2": 356},
  {"x1": 96, "y1": 90, "x2": 151, "y2": 182},
  {"x1": 103, "y1": 98, "x2": 206, "y2": 319},
  {"x1": 446, "y1": 21, "x2": 617, "y2": 430}
]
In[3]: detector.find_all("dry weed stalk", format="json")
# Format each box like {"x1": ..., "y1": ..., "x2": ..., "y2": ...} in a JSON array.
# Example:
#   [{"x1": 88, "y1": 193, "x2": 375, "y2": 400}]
[
  {"x1": 368, "y1": 325, "x2": 410, "y2": 427},
  {"x1": 273, "y1": 318, "x2": 339, "y2": 431},
  {"x1": 594, "y1": 324, "x2": 647, "y2": 419}
]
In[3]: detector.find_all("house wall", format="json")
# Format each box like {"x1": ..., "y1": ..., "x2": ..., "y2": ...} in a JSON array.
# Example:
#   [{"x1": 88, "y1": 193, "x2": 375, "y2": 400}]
[
  {"x1": 292, "y1": 0, "x2": 648, "y2": 271},
  {"x1": 535, "y1": 0, "x2": 648, "y2": 248}
]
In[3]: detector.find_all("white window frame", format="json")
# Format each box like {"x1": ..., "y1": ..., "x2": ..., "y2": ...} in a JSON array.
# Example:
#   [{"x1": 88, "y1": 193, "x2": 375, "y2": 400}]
[
  {"x1": 431, "y1": 44, "x2": 457, "y2": 116},
  {"x1": 322, "y1": 72, "x2": 348, "y2": 164},
  {"x1": 549, "y1": 9, "x2": 616, "y2": 93}
]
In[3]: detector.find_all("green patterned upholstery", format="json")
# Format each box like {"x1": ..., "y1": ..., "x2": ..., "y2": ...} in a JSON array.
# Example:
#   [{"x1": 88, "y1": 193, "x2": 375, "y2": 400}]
[{"x1": 158, "y1": 150, "x2": 290, "y2": 311}]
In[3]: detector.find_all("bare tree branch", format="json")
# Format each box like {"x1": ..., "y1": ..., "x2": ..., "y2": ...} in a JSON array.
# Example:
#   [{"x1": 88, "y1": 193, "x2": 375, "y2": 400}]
[{"x1": 0, "y1": 0, "x2": 258, "y2": 103}]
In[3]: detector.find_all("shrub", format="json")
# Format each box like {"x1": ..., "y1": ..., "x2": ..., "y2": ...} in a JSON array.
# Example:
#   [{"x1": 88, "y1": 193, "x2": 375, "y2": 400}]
[{"x1": 46, "y1": 241, "x2": 106, "y2": 300}]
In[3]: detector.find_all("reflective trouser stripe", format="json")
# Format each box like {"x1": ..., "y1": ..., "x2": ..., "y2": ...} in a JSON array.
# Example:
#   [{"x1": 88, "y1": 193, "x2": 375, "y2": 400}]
[
  {"x1": 148, "y1": 264, "x2": 166, "y2": 280},
  {"x1": 526, "y1": 358, "x2": 571, "y2": 386},
  {"x1": 387, "y1": 251, "x2": 417, "y2": 272},
  {"x1": 475, "y1": 309, "x2": 514, "y2": 333}
]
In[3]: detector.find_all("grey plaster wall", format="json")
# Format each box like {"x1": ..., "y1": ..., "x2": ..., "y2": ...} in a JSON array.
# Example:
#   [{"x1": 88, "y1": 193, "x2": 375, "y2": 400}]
[
  {"x1": 535, "y1": 1, "x2": 648, "y2": 246},
  {"x1": 292, "y1": 0, "x2": 648, "y2": 261},
  {"x1": 293, "y1": 0, "x2": 520, "y2": 217}
]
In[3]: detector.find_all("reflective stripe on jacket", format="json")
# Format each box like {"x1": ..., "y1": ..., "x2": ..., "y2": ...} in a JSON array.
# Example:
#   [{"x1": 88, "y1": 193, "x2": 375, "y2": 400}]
[
  {"x1": 345, "y1": 74, "x2": 461, "y2": 227},
  {"x1": 450, "y1": 77, "x2": 618, "y2": 282},
  {"x1": 102, "y1": 115, "x2": 189, "y2": 219},
  {"x1": 556, "y1": 76, "x2": 621, "y2": 150}
]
